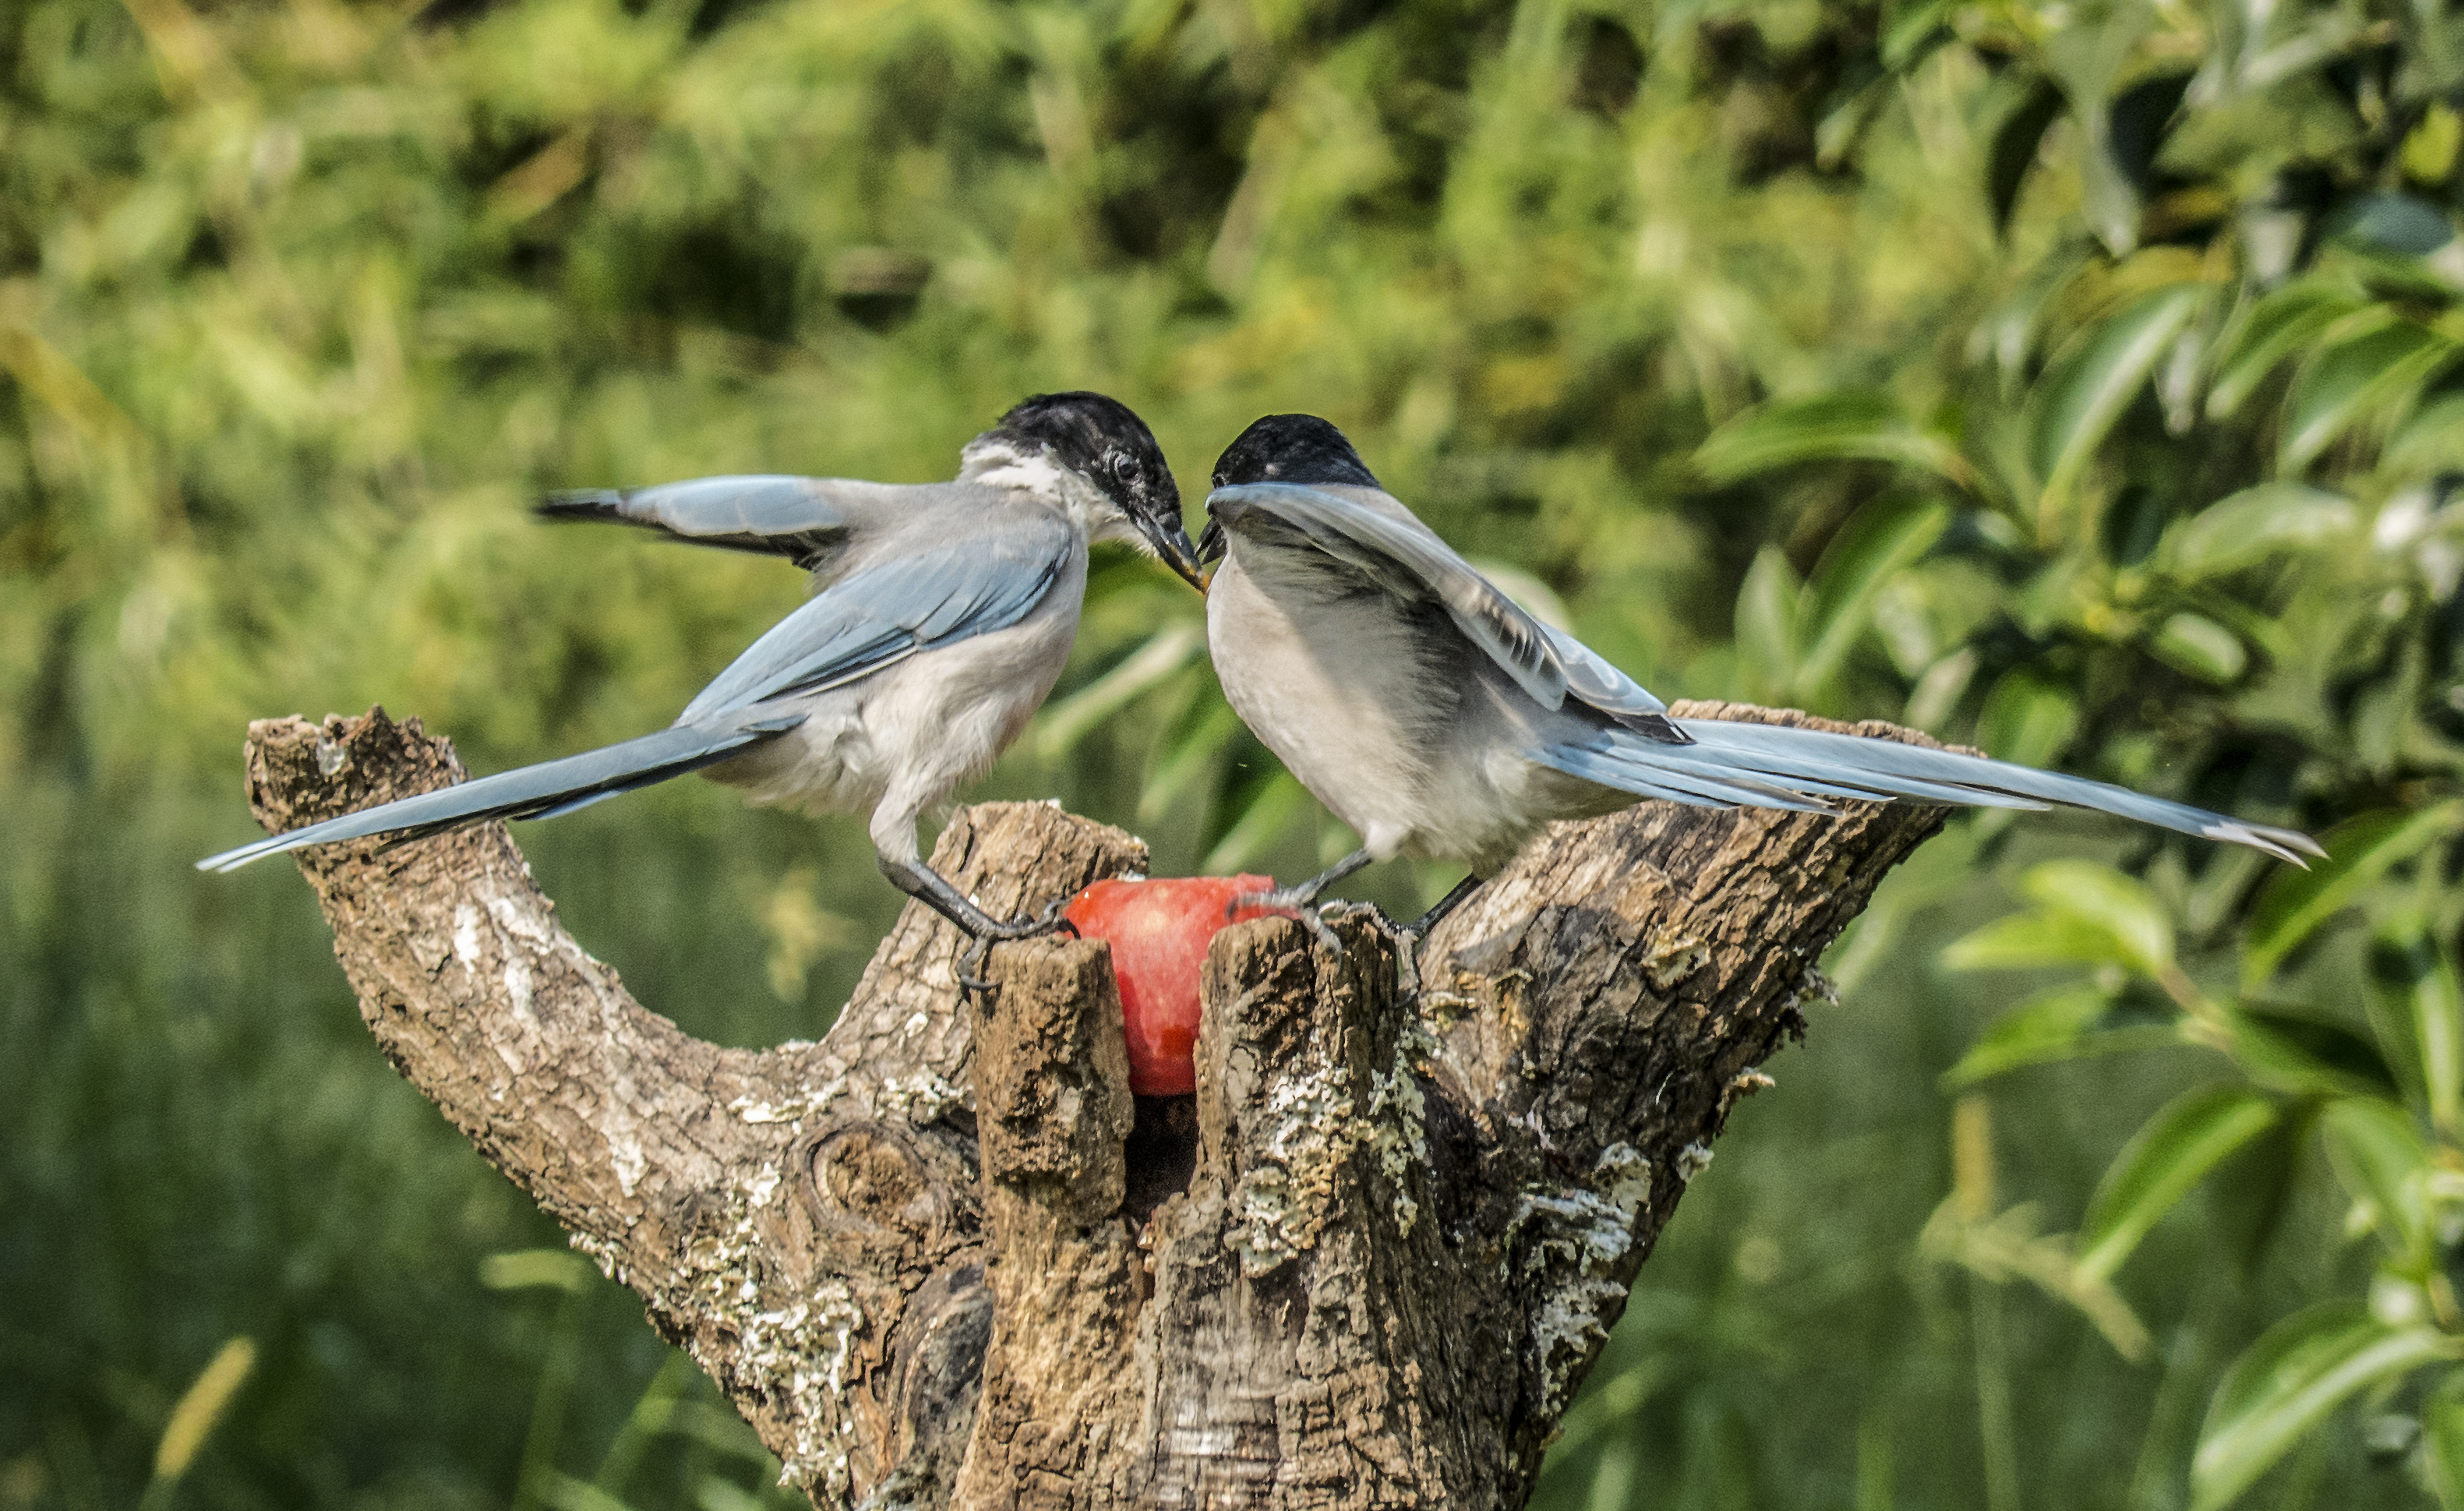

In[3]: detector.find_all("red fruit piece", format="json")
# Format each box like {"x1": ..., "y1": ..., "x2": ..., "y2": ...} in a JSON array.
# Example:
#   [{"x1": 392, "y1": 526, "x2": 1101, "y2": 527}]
[{"x1": 1062, "y1": 874, "x2": 1277, "y2": 1096}]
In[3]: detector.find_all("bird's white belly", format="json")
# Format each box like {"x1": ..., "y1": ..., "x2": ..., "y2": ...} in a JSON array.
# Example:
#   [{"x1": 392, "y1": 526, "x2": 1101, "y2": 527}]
[
  {"x1": 1206, "y1": 556, "x2": 1436, "y2": 860},
  {"x1": 1209, "y1": 551, "x2": 1630, "y2": 873}
]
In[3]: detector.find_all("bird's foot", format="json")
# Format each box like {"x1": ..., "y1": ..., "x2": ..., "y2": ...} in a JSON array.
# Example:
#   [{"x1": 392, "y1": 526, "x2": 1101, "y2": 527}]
[
  {"x1": 955, "y1": 898, "x2": 1080, "y2": 998},
  {"x1": 1390, "y1": 875, "x2": 1484, "y2": 1001},
  {"x1": 1229, "y1": 883, "x2": 1352, "y2": 958}
]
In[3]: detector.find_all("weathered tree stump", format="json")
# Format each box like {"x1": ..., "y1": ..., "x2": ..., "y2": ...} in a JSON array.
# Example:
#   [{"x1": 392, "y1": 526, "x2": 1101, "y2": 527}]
[{"x1": 236, "y1": 700, "x2": 1946, "y2": 1509}]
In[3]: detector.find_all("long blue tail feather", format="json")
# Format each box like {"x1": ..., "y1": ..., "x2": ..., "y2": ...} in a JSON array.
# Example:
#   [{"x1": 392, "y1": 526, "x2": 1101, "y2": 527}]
[
  {"x1": 1535, "y1": 717, "x2": 2319, "y2": 864},
  {"x1": 196, "y1": 713, "x2": 803, "y2": 873}
]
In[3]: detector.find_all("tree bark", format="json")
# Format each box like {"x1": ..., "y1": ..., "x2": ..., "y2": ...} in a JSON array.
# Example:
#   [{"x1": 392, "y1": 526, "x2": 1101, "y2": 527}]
[{"x1": 236, "y1": 699, "x2": 1947, "y2": 1509}]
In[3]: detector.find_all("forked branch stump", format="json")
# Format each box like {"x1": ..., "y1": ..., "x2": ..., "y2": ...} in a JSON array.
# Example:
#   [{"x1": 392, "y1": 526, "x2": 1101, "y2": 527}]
[{"x1": 237, "y1": 702, "x2": 1947, "y2": 1509}]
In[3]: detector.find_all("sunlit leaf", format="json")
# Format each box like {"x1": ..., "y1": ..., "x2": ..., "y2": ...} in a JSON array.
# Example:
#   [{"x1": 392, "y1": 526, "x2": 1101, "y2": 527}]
[
  {"x1": 2245, "y1": 803, "x2": 2464, "y2": 987},
  {"x1": 2190, "y1": 1304, "x2": 2455, "y2": 1510},
  {"x1": 2162, "y1": 483, "x2": 2356, "y2": 577},
  {"x1": 479, "y1": 1248, "x2": 597, "y2": 1293},
  {"x1": 152, "y1": 1336, "x2": 256, "y2": 1483},
  {"x1": 2148, "y1": 612, "x2": 2247, "y2": 683},
  {"x1": 2280, "y1": 321, "x2": 2461, "y2": 468},
  {"x1": 1943, "y1": 911, "x2": 2138, "y2": 974},
  {"x1": 2207, "y1": 286, "x2": 2370, "y2": 420},
  {"x1": 2029, "y1": 283, "x2": 2202, "y2": 514},
  {"x1": 2017, "y1": 859, "x2": 2175, "y2": 977},
  {"x1": 2077, "y1": 1086, "x2": 2279, "y2": 1283},
  {"x1": 1693, "y1": 392, "x2": 1972, "y2": 488}
]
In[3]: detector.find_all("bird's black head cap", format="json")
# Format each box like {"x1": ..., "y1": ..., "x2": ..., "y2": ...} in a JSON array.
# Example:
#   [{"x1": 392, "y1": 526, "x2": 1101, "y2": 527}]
[
  {"x1": 1210, "y1": 414, "x2": 1382, "y2": 491},
  {"x1": 992, "y1": 391, "x2": 1202, "y2": 588},
  {"x1": 994, "y1": 390, "x2": 1180, "y2": 525}
]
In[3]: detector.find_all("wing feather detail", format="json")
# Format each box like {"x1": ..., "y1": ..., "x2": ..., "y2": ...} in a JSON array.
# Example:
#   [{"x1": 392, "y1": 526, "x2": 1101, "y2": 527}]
[
  {"x1": 682, "y1": 521, "x2": 1073, "y2": 718},
  {"x1": 539, "y1": 475, "x2": 908, "y2": 567}
]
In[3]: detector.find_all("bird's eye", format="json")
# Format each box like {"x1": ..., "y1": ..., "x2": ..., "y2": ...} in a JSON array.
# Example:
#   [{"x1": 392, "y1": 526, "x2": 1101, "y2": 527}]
[{"x1": 1110, "y1": 454, "x2": 1135, "y2": 479}]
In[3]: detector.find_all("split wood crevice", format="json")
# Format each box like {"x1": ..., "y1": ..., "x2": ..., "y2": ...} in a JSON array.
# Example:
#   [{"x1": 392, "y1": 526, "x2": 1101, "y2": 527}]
[{"x1": 238, "y1": 701, "x2": 1949, "y2": 1510}]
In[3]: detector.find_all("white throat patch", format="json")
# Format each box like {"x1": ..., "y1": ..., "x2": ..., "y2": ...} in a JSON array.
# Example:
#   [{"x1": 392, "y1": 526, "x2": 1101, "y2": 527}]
[{"x1": 960, "y1": 440, "x2": 1139, "y2": 545}]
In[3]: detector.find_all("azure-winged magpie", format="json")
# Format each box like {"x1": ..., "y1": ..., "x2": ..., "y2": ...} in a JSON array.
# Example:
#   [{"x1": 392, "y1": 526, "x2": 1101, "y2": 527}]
[
  {"x1": 1196, "y1": 413, "x2": 2318, "y2": 942},
  {"x1": 200, "y1": 393, "x2": 1206, "y2": 964}
]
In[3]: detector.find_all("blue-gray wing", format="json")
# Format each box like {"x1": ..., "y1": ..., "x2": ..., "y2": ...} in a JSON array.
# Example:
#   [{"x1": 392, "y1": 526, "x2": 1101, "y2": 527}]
[
  {"x1": 539, "y1": 475, "x2": 912, "y2": 568},
  {"x1": 1541, "y1": 623, "x2": 1671, "y2": 725},
  {"x1": 681, "y1": 513, "x2": 1075, "y2": 720},
  {"x1": 1207, "y1": 482, "x2": 1677, "y2": 733}
]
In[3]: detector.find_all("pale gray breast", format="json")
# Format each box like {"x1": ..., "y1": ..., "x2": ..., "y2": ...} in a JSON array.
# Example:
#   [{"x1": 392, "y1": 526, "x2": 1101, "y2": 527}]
[{"x1": 1207, "y1": 544, "x2": 1466, "y2": 846}]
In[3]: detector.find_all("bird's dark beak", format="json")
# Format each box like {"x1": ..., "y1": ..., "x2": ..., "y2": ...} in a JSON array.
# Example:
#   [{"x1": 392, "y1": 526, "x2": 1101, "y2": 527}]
[
  {"x1": 1196, "y1": 517, "x2": 1225, "y2": 567},
  {"x1": 1155, "y1": 521, "x2": 1208, "y2": 592}
]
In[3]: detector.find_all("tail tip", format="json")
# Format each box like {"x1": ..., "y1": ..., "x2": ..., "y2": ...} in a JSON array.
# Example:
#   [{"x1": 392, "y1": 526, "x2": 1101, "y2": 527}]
[
  {"x1": 535, "y1": 489, "x2": 625, "y2": 521},
  {"x1": 2204, "y1": 820, "x2": 2325, "y2": 867}
]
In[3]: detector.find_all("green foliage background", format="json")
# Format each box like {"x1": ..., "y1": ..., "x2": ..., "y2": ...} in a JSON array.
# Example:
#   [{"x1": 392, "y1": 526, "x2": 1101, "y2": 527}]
[{"x1": 9, "y1": 0, "x2": 2464, "y2": 1506}]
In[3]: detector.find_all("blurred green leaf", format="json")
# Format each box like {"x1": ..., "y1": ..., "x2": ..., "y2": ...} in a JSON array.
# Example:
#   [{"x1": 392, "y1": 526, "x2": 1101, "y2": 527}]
[
  {"x1": 2018, "y1": 859, "x2": 2175, "y2": 977},
  {"x1": 1201, "y1": 770, "x2": 1313, "y2": 874},
  {"x1": 2220, "y1": 1009, "x2": 2393, "y2": 1100},
  {"x1": 480, "y1": 1249, "x2": 597, "y2": 1294},
  {"x1": 1033, "y1": 623, "x2": 1205, "y2": 759},
  {"x1": 2423, "y1": 1375, "x2": 2464, "y2": 1511},
  {"x1": 662, "y1": 1401, "x2": 774, "y2": 1462},
  {"x1": 2162, "y1": 483, "x2": 2357, "y2": 577},
  {"x1": 2148, "y1": 612, "x2": 2247, "y2": 684},
  {"x1": 2207, "y1": 286, "x2": 2371, "y2": 420},
  {"x1": 542, "y1": 1474, "x2": 639, "y2": 1511},
  {"x1": 1987, "y1": 79, "x2": 2067, "y2": 236},
  {"x1": 1943, "y1": 911, "x2": 2141, "y2": 974},
  {"x1": 2280, "y1": 321, "x2": 2460, "y2": 469},
  {"x1": 2231, "y1": 1009, "x2": 2400, "y2": 1098},
  {"x1": 2190, "y1": 1304, "x2": 2455, "y2": 1510},
  {"x1": 2077, "y1": 1086, "x2": 2279, "y2": 1283},
  {"x1": 696, "y1": 1480, "x2": 766, "y2": 1511},
  {"x1": 1880, "y1": 1, "x2": 1950, "y2": 69},
  {"x1": 149, "y1": 1336, "x2": 256, "y2": 1485},
  {"x1": 2367, "y1": 914, "x2": 2464, "y2": 1137},
  {"x1": 2328, "y1": 192, "x2": 2458, "y2": 258},
  {"x1": 592, "y1": 1353, "x2": 697, "y2": 1496},
  {"x1": 1140, "y1": 700, "x2": 1245, "y2": 827},
  {"x1": 2318, "y1": 1097, "x2": 2436, "y2": 1265},
  {"x1": 1795, "y1": 496, "x2": 1953, "y2": 700},
  {"x1": 1695, "y1": 393, "x2": 1972, "y2": 489},
  {"x1": 1919, "y1": 1193, "x2": 2152, "y2": 1361},
  {"x1": 2029, "y1": 284, "x2": 2202, "y2": 515},
  {"x1": 1975, "y1": 669, "x2": 2080, "y2": 767},
  {"x1": 1941, "y1": 982, "x2": 2181, "y2": 1088},
  {"x1": 2245, "y1": 804, "x2": 2464, "y2": 987},
  {"x1": 1734, "y1": 545, "x2": 1802, "y2": 700}
]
